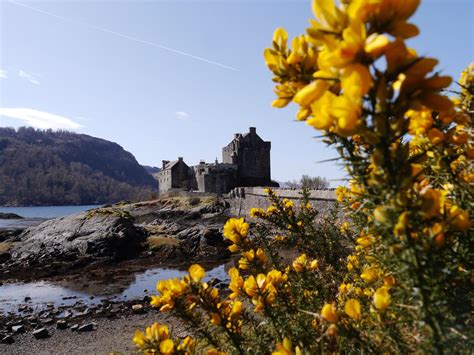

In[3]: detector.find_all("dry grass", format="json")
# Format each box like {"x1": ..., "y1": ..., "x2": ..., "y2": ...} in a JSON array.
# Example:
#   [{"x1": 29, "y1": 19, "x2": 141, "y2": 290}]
[
  {"x1": 147, "y1": 236, "x2": 180, "y2": 250},
  {"x1": 0, "y1": 242, "x2": 11, "y2": 253}
]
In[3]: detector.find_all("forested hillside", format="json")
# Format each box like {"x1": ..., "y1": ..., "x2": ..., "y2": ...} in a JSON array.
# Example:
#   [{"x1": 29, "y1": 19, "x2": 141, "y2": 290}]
[{"x1": 0, "y1": 127, "x2": 158, "y2": 206}]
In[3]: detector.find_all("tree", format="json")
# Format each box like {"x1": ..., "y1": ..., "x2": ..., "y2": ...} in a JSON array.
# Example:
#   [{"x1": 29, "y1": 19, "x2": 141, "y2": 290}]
[{"x1": 286, "y1": 174, "x2": 329, "y2": 189}]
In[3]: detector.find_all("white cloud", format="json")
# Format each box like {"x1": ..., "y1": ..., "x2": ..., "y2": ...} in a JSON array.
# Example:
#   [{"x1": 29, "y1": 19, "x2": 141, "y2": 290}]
[
  {"x1": 0, "y1": 108, "x2": 83, "y2": 130},
  {"x1": 18, "y1": 70, "x2": 40, "y2": 84},
  {"x1": 0, "y1": 69, "x2": 7, "y2": 79},
  {"x1": 175, "y1": 111, "x2": 190, "y2": 120}
]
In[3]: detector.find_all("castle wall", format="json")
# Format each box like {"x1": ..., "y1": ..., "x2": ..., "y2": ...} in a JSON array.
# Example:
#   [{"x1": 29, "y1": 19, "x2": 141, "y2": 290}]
[
  {"x1": 226, "y1": 187, "x2": 336, "y2": 218},
  {"x1": 157, "y1": 169, "x2": 172, "y2": 194},
  {"x1": 171, "y1": 160, "x2": 191, "y2": 189},
  {"x1": 194, "y1": 164, "x2": 238, "y2": 194}
]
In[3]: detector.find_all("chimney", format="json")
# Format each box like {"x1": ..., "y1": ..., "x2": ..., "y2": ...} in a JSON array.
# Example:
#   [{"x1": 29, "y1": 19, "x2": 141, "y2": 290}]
[
  {"x1": 178, "y1": 157, "x2": 183, "y2": 162},
  {"x1": 234, "y1": 133, "x2": 240, "y2": 139},
  {"x1": 249, "y1": 127, "x2": 256, "y2": 134},
  {"x1": 162, "y1": 160, "x2": 169, "y2": 169}
]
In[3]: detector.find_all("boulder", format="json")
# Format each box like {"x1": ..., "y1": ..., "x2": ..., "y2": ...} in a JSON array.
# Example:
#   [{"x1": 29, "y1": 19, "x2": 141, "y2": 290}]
[{"x1": 9, "y1": 212, "x2": 147, "y2": 265}]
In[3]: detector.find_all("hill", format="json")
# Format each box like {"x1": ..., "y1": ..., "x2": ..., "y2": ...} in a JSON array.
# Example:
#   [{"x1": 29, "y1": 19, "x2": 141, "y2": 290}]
[
  {"x1": 142, "y1": 165, "x2": 161, "y2": 174},
  {"x1": 0, "y1": 127, "x2": 158, "y2": 206}
]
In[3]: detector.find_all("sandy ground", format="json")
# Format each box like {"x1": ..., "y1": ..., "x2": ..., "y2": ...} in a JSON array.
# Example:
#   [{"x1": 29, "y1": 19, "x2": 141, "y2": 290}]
[{"x1": 0, "y1": 312, "x2": 187, "y2": 355}]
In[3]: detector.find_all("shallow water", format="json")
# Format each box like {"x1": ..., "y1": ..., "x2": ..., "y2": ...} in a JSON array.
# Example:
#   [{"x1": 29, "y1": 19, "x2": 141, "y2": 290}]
[
  {"x1": 0, "y1": 264, "x2": 228, "y2": 315},
  {"x1": 0, "y1": 205, "x2": 100, "y2": 219}
]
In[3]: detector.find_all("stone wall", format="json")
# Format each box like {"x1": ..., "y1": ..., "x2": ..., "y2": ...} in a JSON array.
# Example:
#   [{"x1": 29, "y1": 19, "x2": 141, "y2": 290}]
[{"x1": 226, "y1": 187, "x2": 337, "y2": 218}]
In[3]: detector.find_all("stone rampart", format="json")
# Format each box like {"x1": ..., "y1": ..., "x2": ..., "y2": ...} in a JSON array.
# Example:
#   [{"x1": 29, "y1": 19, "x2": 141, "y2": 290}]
[{"x1": 226, "y1": 187, "x2": 337, "y2": 218}]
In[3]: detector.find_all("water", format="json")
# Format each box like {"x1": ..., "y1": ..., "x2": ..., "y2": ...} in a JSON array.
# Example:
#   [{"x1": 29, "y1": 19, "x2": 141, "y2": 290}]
[
  {"x1": 0, "y1": 264, "x2": 229, "y2": 314},
  {"x1": 0, "y1": 205, "x2": 100, "y2": 229},
  {"x1": 0, "y1": 205, "x2": 100, "y2": 219}
]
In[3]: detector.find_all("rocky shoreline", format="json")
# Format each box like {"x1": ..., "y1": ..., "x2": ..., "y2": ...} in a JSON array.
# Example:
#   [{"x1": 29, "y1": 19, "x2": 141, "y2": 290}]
[
  {"x1": 0, "y1": 196, "x2": 234, "y2": 351},
  {"x1": 1, "y1": 196, "x2": 231, "y2": 282}
]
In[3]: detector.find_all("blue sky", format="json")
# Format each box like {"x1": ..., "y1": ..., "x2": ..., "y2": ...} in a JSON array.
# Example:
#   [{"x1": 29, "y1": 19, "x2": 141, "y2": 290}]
[{"x1": 0, "y1": 0, "x2": 472, "y2": 184}]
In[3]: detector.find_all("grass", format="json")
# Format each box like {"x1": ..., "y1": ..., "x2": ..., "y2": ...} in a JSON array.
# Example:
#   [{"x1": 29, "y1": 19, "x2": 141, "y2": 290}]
[
  {"x1": 147, "y1": 236, "x2": 180, "y2": 250},
  {"x1": 0, "y1": 242, "x2": 11, "y2": 253}
]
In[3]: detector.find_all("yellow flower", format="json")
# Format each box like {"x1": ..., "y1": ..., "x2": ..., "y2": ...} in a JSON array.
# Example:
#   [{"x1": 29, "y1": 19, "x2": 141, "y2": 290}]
[
  {"x1": 293, "y1": 80, "x2": 329, "y2": 107},
  {"x1": 349, "y1": 0, "x2": 420, "y2": 39},
  {"x1": 249, "y1": 207, "x2": 263, "y2": 218},
  {"x1": 356, "y1": 234, "x2": 374, "y2": 248},
  {"x1": 309, "y1": 259, "x2": 319, "y2": 270},
  {"x1": 229, "y1": 300, "x2": 244, "y2": 322},
  {"x1": 384, "y1": 275, "x2": 396, "y2": 287},
  {"x1": 307, "y1": 91, "x2": 336, "y2": 131},
  {"x1": 360, "y1": 267, "x2": 379, "y2": 283},
  {"x1": 210, "y1": 312, "x2": 221, "y2": 326},
  {"x1": 223, "y1": 218, "x2": 249, "y2": 244},
  {"x1": 267, "y1": 269, "x2": 288, "y2": 285},
  {"x1": 272, "y1": 337, "x2": 302, "y2": 355},
  {"x1": 228, "y1": 244, "x2": 239, "y2": 253},
  {"x1": 427, "y1": 128, "x2": 444, "y2": 145},
  {"x1": 283, "y1": 198, "x2": 295, "y2": 210},
  {"x1": 448, "y1": 205, "x2": 471, "y2": 232},
  {"x1": 273, "y1": 27, "x2": 288, "y2": 49},
  {"x1": 339, "y1": 283, "x2": 352, "y2": 294},
  {"x1": 420, "y1": 189, "x2": 446, "y2": 219},
  {"x1": 160, "y1": 339, "x2": 174, "y2": 354},
  {"x1": 321, "y1": 303, "x2": 338, "y2": 323},
  {"x1": 373, "y1": 206, "x2": 390, "y2": 224},
  {"x1": 407, "y1": 109, "x2": 433, "y2": 135},
  {"x1": 292, "y1": 253, "x2": 307, "y2": 273},
  {"x1": 393, "y1": 211, "x2": 409, "y2": 237},
  {"x1": 188, "y1": 264, "x2": 205, "y2": 283},
  {"x1": 373, "y1": 286, "x2": 391, "y2": 310},
  {"x1": 243, "y1": 275, "x2": 258, "y2": 297},
  {"x1": 341, "y1": 63, "x2": 372, "y2": 100},
  {"x1": 229, "y1": 268, "x2": 243, "y2": 299},
  {"x1": 335, "y1": 185, "x2": 348, "y2": 203},
  {"x1": 256, "y1": 248, "x2": 268, "y2": 264},
  {"x1": 133, "y1": 323, "x2": 172, "y2": 352},
  {"x1": 344, "y1": 299, "x2": 361, "y2": 321},
  {"x1": 267, "y1": 205, "x2": 278, "y2": 214}
]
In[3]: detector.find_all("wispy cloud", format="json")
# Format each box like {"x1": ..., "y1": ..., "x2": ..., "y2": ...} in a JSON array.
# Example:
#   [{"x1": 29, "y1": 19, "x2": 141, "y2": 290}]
[
  {"x1": 0, "y1": 108, "x2": 83, "y2": 130},
  {"x1": 0, "y1": 69, "x2": 7, "y2": 79},
  {"x1": 18, "y1": 70, "x2": 41, "y2": 84},
  {"x1": 175, "y1": 111, "x2": 190, "y2": 120},
  {"x1": 8, "y1": 0, "x2": 237, "y2": 71}
]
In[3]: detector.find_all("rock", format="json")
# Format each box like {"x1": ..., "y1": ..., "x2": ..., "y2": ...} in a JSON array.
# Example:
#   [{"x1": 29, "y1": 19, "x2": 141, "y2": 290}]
[
  {"x1": 18, "y1": 304, "x2": 28, "y2": 312},
  {"x1": 32, "y1": 328, "x2": 49, "y2": 339},
  {"x1": 0, "y1": 212, "x2": 24, "y2": 219},
  {"x1": 63, "y1": 310, "x2": 73, "y2": 318},
  {"x1": 0, "y1": 252, "x2": 11, "y2": 263},
  {"x1": 131, "y1": 304, "x2": 144, "y2": 313},
  {"x1": 70, "y1": 324, "x2": 79, "y2": 332},
  {"x1": 1, "y1": 335, "x2": 15, "y2": 344},
  {"x1": 24, "y1": 296, "x2": 32, "y2": 302},
  {"x1": 56, "y1": 320, "x2": 68, "y2": 330},
  {"x1": 9, "y1": 212, "x2": 147, "y2": 265},
  {"x1": 12, "y1": 325, "x2": 25, "y2": 333},
  {"x1": 78, "y1": 322, "x2": 96, "y2": 332},
  {"x1": 42, "y1": 318, "x2": 54, "y2": 325}
]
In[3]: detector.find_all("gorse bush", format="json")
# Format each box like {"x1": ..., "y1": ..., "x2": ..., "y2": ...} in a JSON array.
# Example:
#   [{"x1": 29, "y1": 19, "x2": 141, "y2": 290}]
[{"x1": 133, "y1": 0, "x2": 473, "y2": 353}]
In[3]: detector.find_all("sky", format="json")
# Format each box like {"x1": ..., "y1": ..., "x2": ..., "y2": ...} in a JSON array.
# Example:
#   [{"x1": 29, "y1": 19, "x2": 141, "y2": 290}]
[{"x1": 0, "y1": 0, "x2": 472, "y2": 185}]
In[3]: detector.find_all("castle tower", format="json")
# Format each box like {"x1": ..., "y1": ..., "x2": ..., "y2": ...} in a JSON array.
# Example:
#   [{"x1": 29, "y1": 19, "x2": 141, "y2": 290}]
[{"x1": 222, "y1": 127, "x2": 272, "y2": 186}]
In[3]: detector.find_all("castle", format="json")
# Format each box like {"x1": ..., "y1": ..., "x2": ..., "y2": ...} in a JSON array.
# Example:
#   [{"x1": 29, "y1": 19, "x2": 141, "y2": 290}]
[{"x1": 157, "y1": 127, "x2": 277, "y2": 194}]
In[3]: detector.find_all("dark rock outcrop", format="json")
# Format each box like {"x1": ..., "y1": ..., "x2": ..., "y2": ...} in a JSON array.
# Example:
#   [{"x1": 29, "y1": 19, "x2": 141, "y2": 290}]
[
  {"x1": 0, "y1": 212, "x2": 23, "y2": 219},
  {"x1": 8, "y1": 212, "x2": 147, "y2": 266}
]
